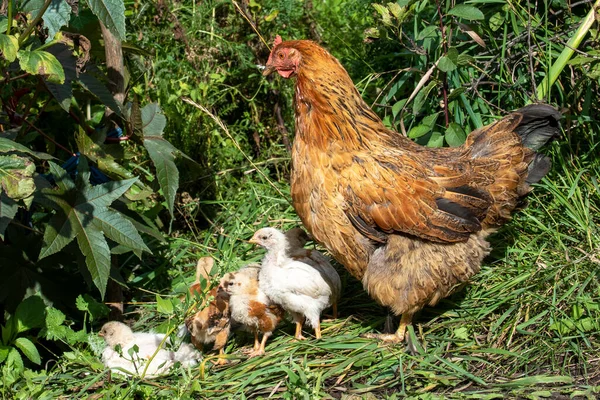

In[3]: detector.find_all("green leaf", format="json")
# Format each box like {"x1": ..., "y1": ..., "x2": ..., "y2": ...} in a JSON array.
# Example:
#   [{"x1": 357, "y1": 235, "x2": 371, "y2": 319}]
[
  {"x1": 75, "y1": 128, "x2": 136, "y2": 181},
  {"x1": 445, "y1": 122, "x2": 466, "y2": 147},
  {"x1": 14, "y1": 337, "x2": 40, "y2": 365},
  {"x1": 0, "y1": 137, "x2": 53, "y2": 160},
  {"x1": 21, "y1": 0, "x2": 71, "y2": 40},
  {"x1": 156, "y1": 294, "x2": 174, "y2": 314},
  {"x1": 408, "y1": 124, "x2": 432, "y2": 139},
  {"x1": 42, "y1": 307, "x2": 66, "y2": 340},
  {"x1": 14, "y1": 296, "x2": 46, "y2": 334},
  {"x1": 0, "y1": 191, "x2": 18, "y2": 240},
  {"x1": 447, "y1": 4, "x2": 484, "y2": 21},
  {"x1": 78, "y1": 73, "x2": 123, "y2": 117},
  {"x1": 144, "y1": 138, "x2": 178, "y2": 220},
  {"x1": 489, "y1": 12, "x2": 505, "y2": 31},
  {"x1": 6, "y1": 347, "x2": 23, "y2": 373},
  {"x1": 0, "y1": 34, "x2": 18, "y2": 62},
  {"x1": 86, "y1": 0, "x2": 126, "y2": 41},
  {"x1": 391, "y1": 99, "x2": 407, "y2": 118},
  {"x1": 36, "y1": 159, "x2": 138, "y2": 296},
  {"x1": 44, "y1": 43, "x2": 77, "y2": 112},
  {"x1": 264, "y1": 9, "x2": 279, "y2": 22},
  {"x1": 142, "y1": 104, "x2": 179, "y2": 220},
  {"x1": 417, "y1": 25, "x2": 438, "y2": 41},
  {"x1": 413, "y1": 80, "x2": 437, "y2": 115},
  {"x1": 92, "y1": 209, "x2": 150, "y2": 254},
  {"x1": 427, "y1": 131, "x2": 444, "y2": 148},
  {"x1": 17, "y1": 49, "x2": 65, "y2": 83},
  {"x1": 0, "y1": 155, "x2": 36, "y2": 204},
  {"x1": 141, "y1": 103, "x2": 167, "y2": 136},
  {"x1": 372, "y1": 4, "x2": 392, "y2": 26},
  {"x1": 438, "y1": 55, "x2": 457, "y2": 72},
  {"x1": 75, "y1": 294, "x2": 109, "y2": 321},
  {"x1": 0, "y1": 345, "x2": 9, "y2": 363}
]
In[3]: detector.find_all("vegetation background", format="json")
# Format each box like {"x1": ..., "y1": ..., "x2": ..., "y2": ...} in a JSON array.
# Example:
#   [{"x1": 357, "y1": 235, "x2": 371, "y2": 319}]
[{"x1": 0, "y1": 0, "x2": 598, "y2": 398}]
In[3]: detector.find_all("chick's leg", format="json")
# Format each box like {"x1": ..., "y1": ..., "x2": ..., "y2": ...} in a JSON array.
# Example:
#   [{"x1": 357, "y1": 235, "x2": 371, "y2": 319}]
[
  {"x1": 293, "y1": 313, "x2": 307, "y2": 340},
  {"x1": 248, "y1": 333, "x2": 269, "y2": 357},
  {"x1": 314, "y1": 319, "x2": 322, "y2": 340}
]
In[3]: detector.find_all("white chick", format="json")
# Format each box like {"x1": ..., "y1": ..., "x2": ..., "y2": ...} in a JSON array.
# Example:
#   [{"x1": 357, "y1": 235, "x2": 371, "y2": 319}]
[
  {"x1": 99, "y1": 321, "x2": 199, "y2": 378},
  {"x1": 221, "y1": 265, "x2": 285, "y2": 356},
  {"x1": 285, "y1": 227, "x2": 342, "y2": 319},
  {"x1": 250, "y1": 227, "x2": 334, "y2": 340}
]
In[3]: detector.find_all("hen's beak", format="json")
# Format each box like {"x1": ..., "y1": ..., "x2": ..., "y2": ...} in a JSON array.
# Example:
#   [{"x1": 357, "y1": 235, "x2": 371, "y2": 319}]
[{"x1": 262, "y1": 64, "x2": 275, "y2": 76}]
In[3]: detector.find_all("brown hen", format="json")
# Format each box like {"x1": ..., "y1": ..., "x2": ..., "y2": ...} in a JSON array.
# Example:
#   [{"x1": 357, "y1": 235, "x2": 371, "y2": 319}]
[{"x1": 263, "y1": 36, "x2": 561, "y2": 342}]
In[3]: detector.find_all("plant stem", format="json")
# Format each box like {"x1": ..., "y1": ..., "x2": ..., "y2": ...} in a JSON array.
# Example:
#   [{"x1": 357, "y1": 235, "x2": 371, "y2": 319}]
[
  {"x1": 434, "y1": 0, "x2": 449, "y2": 127},
  {"x1": 6, "y1": 0, "x2": 13, "y2": 36},
  {"x1": 535, "y1": 0, "x2": 600, "y2": 100},
  {"x1": 18, "y1": 0, "x2": 53, "y2": 46}
]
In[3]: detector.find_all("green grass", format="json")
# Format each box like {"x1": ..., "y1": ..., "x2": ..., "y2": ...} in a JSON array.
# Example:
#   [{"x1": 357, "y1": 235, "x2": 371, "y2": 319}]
[{"x1": 10, "y1": 134, "x2": 599, "y2": 400}]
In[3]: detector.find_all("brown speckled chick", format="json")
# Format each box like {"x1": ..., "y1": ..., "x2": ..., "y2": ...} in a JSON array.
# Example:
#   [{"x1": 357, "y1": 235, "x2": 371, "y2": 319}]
[
  {"x1": 184, "y1": 256, "x2": 231, "y2": 365},
  {"x1": 221, "y1": 265, "x2": 285, "y2": 357}
]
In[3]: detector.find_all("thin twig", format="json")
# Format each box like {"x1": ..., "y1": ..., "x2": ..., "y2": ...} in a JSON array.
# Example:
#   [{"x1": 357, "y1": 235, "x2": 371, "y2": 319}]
[
  {"x1": 22, "y1": 118, "x2": 76, "y2": 156},
  {"x1": 231, "y1": 1, "x2": 270, "y2": 50}
]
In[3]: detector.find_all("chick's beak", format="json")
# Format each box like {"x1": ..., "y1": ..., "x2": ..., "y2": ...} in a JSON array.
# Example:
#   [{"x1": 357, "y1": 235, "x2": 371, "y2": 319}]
[
  {"x1": 262, "y1": 64, "x2": 275, "y2": 76},
  {"x1": 98, "y1": 331, "x2": 105, "y2": 337},
  {"x1": 248, "y1": 236, "x2": 259, "y2": 245}
]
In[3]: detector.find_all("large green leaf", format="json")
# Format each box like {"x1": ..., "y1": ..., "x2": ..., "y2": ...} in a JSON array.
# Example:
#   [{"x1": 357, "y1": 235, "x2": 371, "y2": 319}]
[
  {"x1": 0, "y1": 34, "x2": 18, "y2": 62},
  {"x1": 143, "y1": 138, "x2": 178, "y2": 220},
  {"x1": 78, "y1": 73, "x2": 123, "y2": 117},
  {"x1": 0, "y1": 137, "x2": 53, "y2": 160},
  {"x1": 447, "y1": 4, "x2": 484, "y2": 21},
  {"x1": 142, "y1": 104, "x2": 177, "y2": 220},
  {"x1": 44, "y1": 43, "x2": 77, "y2": 112},
  {"x1": 14, "y1": 296, "x2": 46, "y2": 334},
  {"x1": 17, "y1": 49, "x2": 65, "y2": 83},
  {"x1": 0, "y1": 191, "x2": 18, "y2": 240},
  {"x1": 14, "y1": 337, "x2": 40, "y2": 365},
  {"x1": 86, "y1": 0, "x2": 125, "y2": 41},
  {"x1": 35, "y1": 158, "x2": 143, "y2": 296},
  {"x1": 20, "y1": 0, "x2": 71, "y2": 40},
  {"x1": 0, "y1": 155, "x2": 36, "y2": 205}
]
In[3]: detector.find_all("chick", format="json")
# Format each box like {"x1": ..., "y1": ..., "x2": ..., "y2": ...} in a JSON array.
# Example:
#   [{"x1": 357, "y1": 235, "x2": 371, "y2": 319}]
[
  {"x1": 221, "y1": 265, "x2": 285, "y2": 357},
  {"x1": 285, "y1": 228, "x2": 342, "y2": 319},
  {"x1": 99, "y1": 321, "x2": 199, "y2": 378},
  {"x1": 251, "y1": 227, "x2": 334, "y2": 340},
  {"x1": 184, "y1": 256, "x2": 231, "y2": 365}
]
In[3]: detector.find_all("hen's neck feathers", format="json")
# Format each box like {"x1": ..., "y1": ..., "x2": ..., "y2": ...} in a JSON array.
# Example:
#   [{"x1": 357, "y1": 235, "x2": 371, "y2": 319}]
[{"x1": 285, "y1": 40, "x2": 408, "y2": 150}]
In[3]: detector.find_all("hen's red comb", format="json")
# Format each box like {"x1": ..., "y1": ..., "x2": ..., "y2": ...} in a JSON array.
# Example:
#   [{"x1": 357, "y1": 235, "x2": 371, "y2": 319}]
[{"x1": 273, "y1": 35, "x2": 283, "y2": 47}]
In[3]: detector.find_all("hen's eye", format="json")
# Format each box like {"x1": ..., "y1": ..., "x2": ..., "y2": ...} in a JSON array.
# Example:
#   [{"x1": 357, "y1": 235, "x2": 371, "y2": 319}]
[{"x1": 277, "y1": 52, "x2": 284, "y2": 60}]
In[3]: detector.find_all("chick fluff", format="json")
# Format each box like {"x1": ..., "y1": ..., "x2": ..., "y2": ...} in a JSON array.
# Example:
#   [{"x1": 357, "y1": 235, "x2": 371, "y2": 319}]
[
  {"x1": 222, "y1": 265, "x2": 285, "y2": 356},
  {"x1": 99, "y1": 321, "x2": 199, "y2": 378},
  {"x1": 251, "y1": 227, "x2": 336, "y2": 339}
]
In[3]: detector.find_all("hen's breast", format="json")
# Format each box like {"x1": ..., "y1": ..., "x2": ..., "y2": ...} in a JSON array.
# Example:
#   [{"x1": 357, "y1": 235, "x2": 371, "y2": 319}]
[{"x1": 290, "y1": 138, "x2": 374, "y2": 280}]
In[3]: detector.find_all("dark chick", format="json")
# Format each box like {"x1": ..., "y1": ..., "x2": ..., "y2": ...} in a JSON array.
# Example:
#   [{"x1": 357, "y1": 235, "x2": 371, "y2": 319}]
[
  {"x1": 184, "y1": 256, "x2": 231, "y2": 365},
  {"x1": 263, "y1": 36, "x2": 561, "y2": 343}
]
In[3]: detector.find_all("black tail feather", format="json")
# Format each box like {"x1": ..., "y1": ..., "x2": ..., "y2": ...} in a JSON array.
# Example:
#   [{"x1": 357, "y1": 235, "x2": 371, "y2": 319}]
[
  {"x1": 526, "y1": 153, "x2": 552, "y2": 184},
  {"x1": 515, "y1": 104, "x2": 562, "y2": 151}
]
